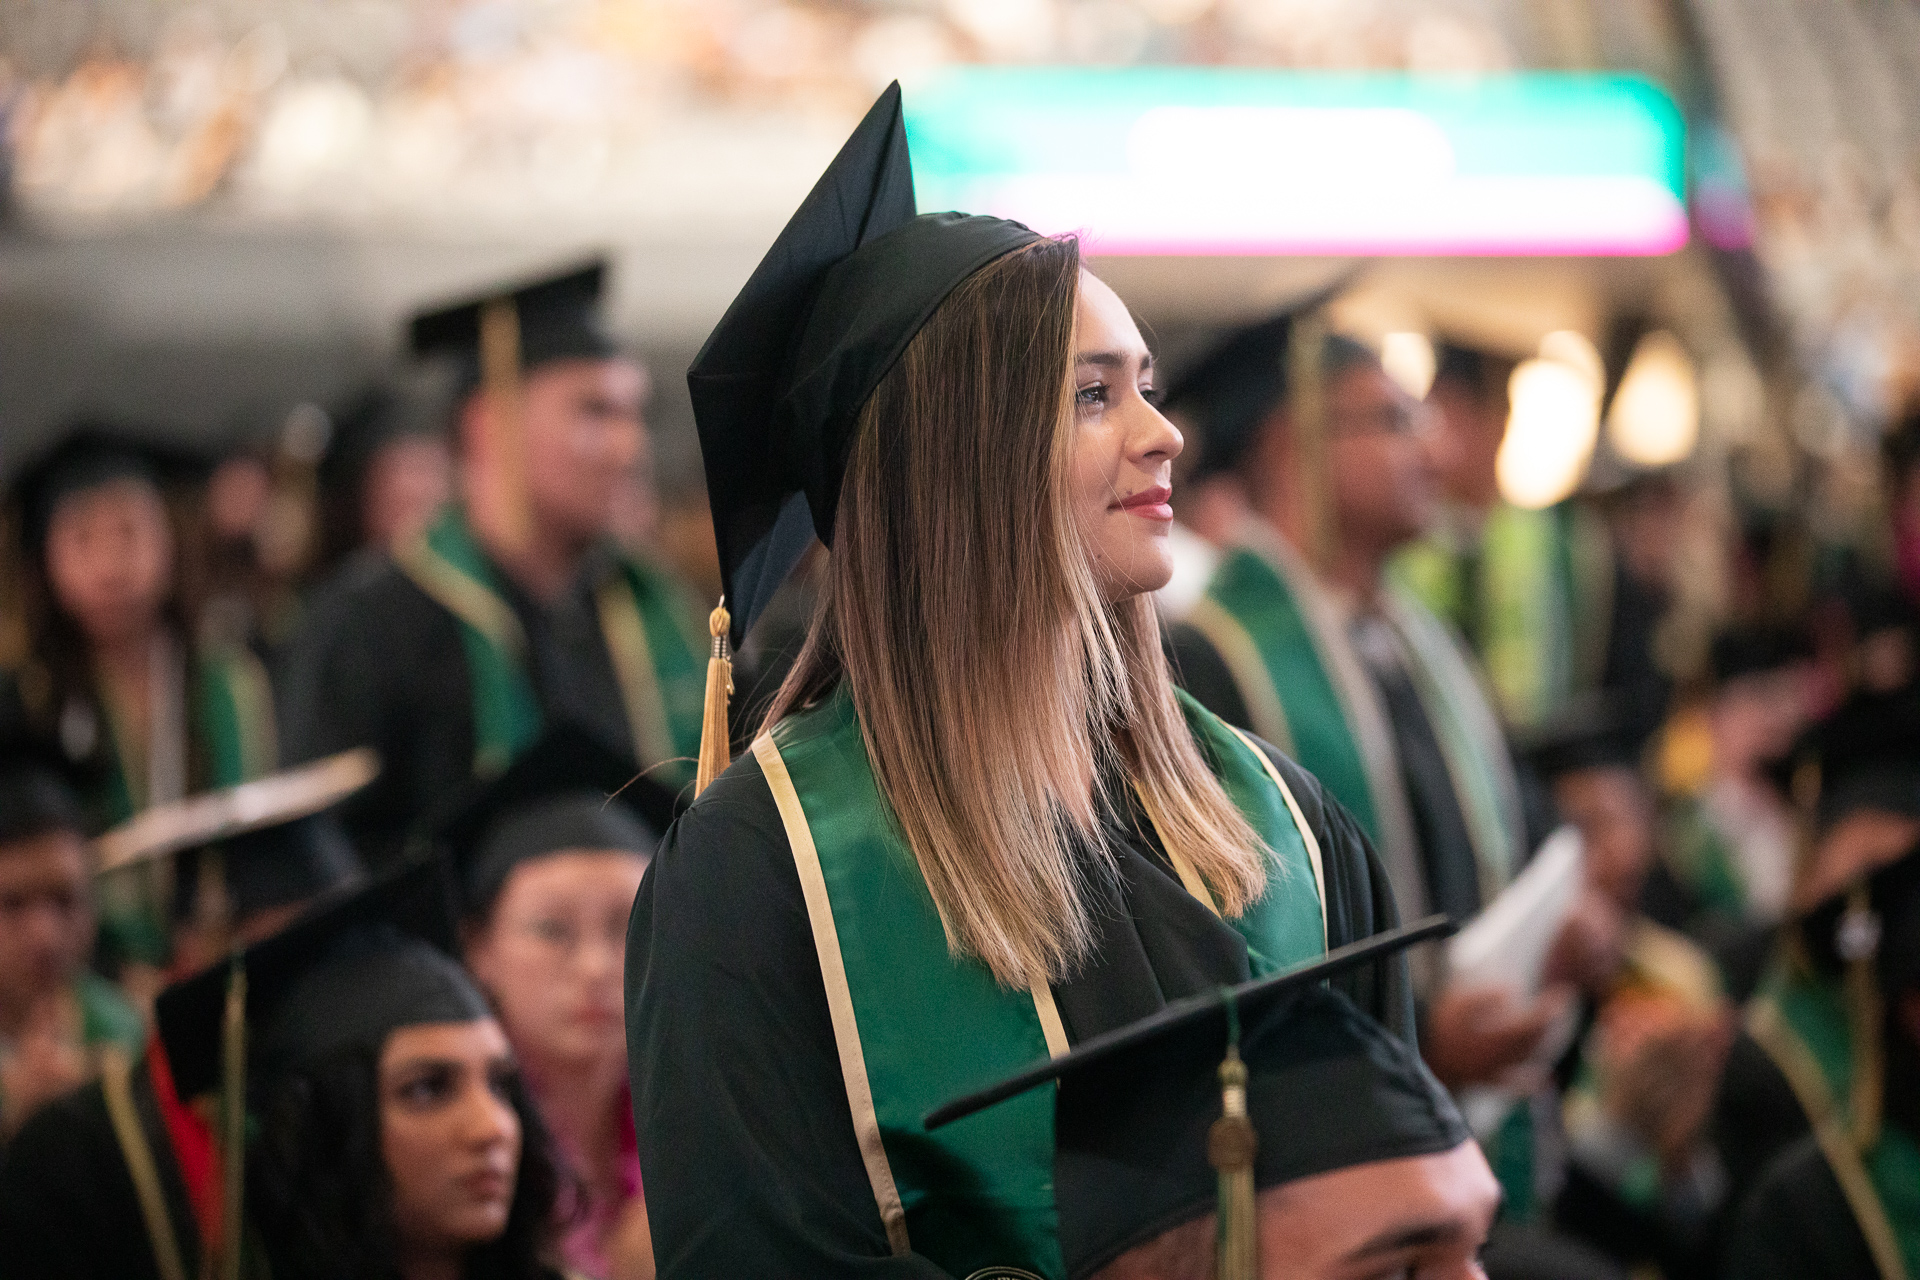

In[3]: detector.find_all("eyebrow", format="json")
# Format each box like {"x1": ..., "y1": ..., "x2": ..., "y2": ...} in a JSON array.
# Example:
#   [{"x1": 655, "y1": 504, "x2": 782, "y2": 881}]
[
  {"x1": 1075, "y1": 350, "x2": 1154, "y2": 373},
  {"x1": 1342, "y1": 1219, "x2": 1466, "y2": 1260}
]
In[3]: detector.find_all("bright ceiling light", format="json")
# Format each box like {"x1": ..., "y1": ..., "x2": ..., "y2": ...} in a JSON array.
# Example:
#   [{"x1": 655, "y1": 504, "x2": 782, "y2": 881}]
[
  {"x1": 1381, "y1": 331, "x2": 1436, "y2": 400},
  {"x1": 1538, "y1": 329, "x2": 1604, "y2": 393},
  {"x1": 1607, "y1": 330, "x2": 1699, "y2": 467},
  {"x1": 1496, "y1": 357, "x2": 1601, "y2": 509}
]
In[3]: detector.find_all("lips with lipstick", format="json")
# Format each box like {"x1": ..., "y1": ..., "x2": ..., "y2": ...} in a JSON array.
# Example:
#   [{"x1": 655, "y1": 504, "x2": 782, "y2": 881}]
[{"x1": 1116, "y1": 485, "x2": 1173, "y2": 521}]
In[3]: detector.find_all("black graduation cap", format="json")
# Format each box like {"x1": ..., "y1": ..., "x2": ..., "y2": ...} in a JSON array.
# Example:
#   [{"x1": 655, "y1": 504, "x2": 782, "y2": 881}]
[
  {"x1": 687, "y1": 82, "x2": 1041, "y2": 647},
  {"x1": 94, "y1": 750, "x2": 374, "y2": 925},
  {"x1": 155, "y1": 856, "x2": 478, "y2": 1099},
  {"x1": 1513, "y1": 691, "x2": 1653, "y2": 782},
  {"x1": 408, "y1": 259, "x2": 618, "y2": 376},
  {"x1": 925, "y1": 917, "x2": 1464, "y2": 1280},
  {"x1": 7, "y1": 421, "x2": 211, "y2": 553},
  {"x1": 1708, "y1": 621, "x2": 1813, "y2": 684},
  {"x1": 1798, "y1": 684, "x2": 1920, "y2": 831},
  {"x1": 1158, "y1": 274, "x2": 1367, "y2": 481},
  {"x1": 0, "y1": 734, "x2": 90, "y2": 847},
  {"x1": 429, "y1": 724, "x2": 676, "y2": 920}
]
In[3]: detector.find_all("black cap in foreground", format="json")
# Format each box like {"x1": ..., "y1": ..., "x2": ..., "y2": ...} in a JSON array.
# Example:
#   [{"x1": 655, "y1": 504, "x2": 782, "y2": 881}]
[
  {"x1": 430, "y1": 724, "x2": 676, "y2": 920},
  {"x1": 155, "y1": 856, "x2": 474, "y2": 1099},
  {"x1": 688, "y1": 82, "x2": 1040, "y2": 647},
  {"x1": 409, "y1": 259, "x2": 617, "y2": 375},
  {"x1": 926, "y1": 917, "x2": 1463, "y2": 1279}
]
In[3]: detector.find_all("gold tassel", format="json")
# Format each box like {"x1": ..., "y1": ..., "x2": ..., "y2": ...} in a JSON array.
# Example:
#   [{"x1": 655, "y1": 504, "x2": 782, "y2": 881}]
[
  {"x1": 695, "y1": 599, "x2": 733, "y2": 796},
  {"x1": 1840, "y1": 884, "x2": 1884, "y2": 1150},
  {"x1": 1287, "y1": 310, "x2": 1334, "y2": 576},
  {"x1": 477, "y1": 296, "x2": 533, "y2": 557},
  {"x1": 218, "y1": 958, "x2": 248, "y2": 1280},
  {"x1": 1209, "y1": 998, "x2": 1258, "y2": 1280}
]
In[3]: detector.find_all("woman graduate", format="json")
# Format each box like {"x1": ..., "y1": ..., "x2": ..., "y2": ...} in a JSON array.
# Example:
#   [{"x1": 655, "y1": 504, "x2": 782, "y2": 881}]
[{"x1": 627, "y1": 84, "x2": 1408, "y2": 1280}]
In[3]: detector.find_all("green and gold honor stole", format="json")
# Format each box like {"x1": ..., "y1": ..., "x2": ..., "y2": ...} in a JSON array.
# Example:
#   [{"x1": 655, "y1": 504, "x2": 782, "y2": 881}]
[
  {"x1": 197, "y1": 646, "x2": 278, "y2": 786},
  {"x1": 1748, "y1": 952, "x2": 1916, "y2": 1280},
  {"x1": 395, "y1": 507, "x2": 705, "y2": 783},
  {"x1": 1188, "y1": 530, "x2": 1521, "y2": 920},
  {"x1": 750, "y1": 687, "x2": 1325, "y2": 1279}
]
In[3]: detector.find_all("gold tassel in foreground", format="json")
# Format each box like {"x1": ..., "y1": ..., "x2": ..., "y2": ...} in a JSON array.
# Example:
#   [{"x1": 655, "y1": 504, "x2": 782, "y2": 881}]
[
  {"x1": 219, "y1": 958, "x2": 248, "y2": 1280},
  {"x1": 1209, "y1": 998, "x2": 1258, "y2": 1280},
  {"x1": 695, "y1": 599, "x2": 733, "y2": 796}
]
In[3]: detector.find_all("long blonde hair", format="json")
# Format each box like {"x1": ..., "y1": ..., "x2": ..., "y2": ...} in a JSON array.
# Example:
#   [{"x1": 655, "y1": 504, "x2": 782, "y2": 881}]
[{"x1": 765, "y1": 236, "x2": 1269, "y2": 989}]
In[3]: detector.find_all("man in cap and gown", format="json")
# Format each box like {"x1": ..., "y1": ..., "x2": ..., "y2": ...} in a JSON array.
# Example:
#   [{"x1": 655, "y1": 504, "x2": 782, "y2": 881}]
[
  {"x1": 1159, "y1": 314, "x2": 1585, "y2": 1229},
  {"x1": 279, "y1": 262, "x2": 707, "y2": 863},
  {"x1": 0, "y1": 751, "x2": 371, "y2": 1280},
  {"x1": 630, "y1": 84, "x2": 1412, "y2": 1279}
]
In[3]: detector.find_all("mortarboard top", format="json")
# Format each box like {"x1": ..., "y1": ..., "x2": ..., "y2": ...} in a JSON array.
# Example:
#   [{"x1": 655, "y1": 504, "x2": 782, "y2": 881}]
[
  {"x1": 7, "y1": 421, "x2": 212, "y2": 553},
  {"x1": 688, "y1": 82, "x2": 1041, "y2": 648},
  {"x1": 1799, "y1": 684, "x2": 1920, "y2": 831},
  {"x1": 96, "y1": 750, "x2": 373, "y2": 923},
  {"x1": 1158, "y1": 275, "x2": 1366, "y2": 482},
  {"x1": 925, "y1": 917, "x2": 1464, "y2": 1279},
  {"x1": 408, "y1": 259, "x2": 618, "y2": 374},
  {"x1": 0, "y1": 734, "x2": 90, "y2": 847},
  {"x1": 1513, "y1": 690, "x2": 1653, "y2": 781},
  {"x1": 155, "y1": 856, "x2": 479, "y2": 1099},
  {"x1": 428, "y1": 724, "x2": 676, "y2": 920}
]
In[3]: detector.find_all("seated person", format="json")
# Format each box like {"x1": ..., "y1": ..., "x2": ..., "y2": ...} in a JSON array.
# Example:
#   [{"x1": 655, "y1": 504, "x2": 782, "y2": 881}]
[
  {"x1": 1724, "y1": 846, "x2": 1920, "y2": 1280},
  {"x1": 154, "y1": 857, "x2": 567, "y2": 1280},
  {"x1": 0, "y1": 746, "x2": 143, "y2": 1144},
  {"x1": 923, "y1": 922, "x2": 1498, "y2": 1280},
  {"x1": 436, "y1": 725, "x2": 672, "y2": 1279},
  {"x1": 0, "y1": 751, "x2": 371, "y2": 1280}
]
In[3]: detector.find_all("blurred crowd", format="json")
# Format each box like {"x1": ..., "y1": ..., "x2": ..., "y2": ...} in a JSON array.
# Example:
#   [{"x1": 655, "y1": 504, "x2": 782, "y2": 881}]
[{"x1": 0, "y1": 240, "x2": 1917, "y2": 1280}]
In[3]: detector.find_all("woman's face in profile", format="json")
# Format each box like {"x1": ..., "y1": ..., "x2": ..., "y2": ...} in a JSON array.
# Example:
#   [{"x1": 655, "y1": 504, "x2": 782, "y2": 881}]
[
  {"x1": 380, "y1": 1018, "x2": 522, "y2": 1257},
  {"x1": 1070, "y1": 270, "x2": 1183, "y2": 604}
]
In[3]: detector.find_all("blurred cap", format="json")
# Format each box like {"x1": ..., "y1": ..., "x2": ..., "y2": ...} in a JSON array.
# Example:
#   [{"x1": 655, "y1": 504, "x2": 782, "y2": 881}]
[
  {"x1": 97, "y1": 750, "x2": 373, "y2": 922},
  {"x1": 0, "y1": 735, "x2": 90, "y2": 846},
  {"x1": 1709, "y1": 622, "x2": 1813, "y2": 685},
  {"x1": 430, "y1": 724, "x2": 673, "y2": 921},
  {"x1": 155, "y1": 856, "x2": 477, "y2": 1098},
  {"x1": 924, "y1": 918, "x2": 1462, "y2": 1279},
  {"x1": 687, "y1": 81, "x2": 1040, "y2": 647},
  {"x1": 1513, "y1": 691, "x2": 1653, "y2": 782},
  {"x1": 8, "y1": 422, "x2": 211, "y2": 553},
  {"x1": 409, "y1": 259, "x2": 618, "y2": 377},
  {"x1": 1800, "y1": 686, "x2": 1920, "y2": 831}
]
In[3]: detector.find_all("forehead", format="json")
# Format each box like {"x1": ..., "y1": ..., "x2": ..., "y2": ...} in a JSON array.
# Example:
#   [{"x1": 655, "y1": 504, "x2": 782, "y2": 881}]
[
  {"x1": 51, "y1": 475, "x2": 166, "y2": 523},
  {"x1": 382, "y1": 1017, "x2": 511, "y2": 1063},
  {"x1": 1074, "y1": 270, "x2": 1147, "y2": 356}
]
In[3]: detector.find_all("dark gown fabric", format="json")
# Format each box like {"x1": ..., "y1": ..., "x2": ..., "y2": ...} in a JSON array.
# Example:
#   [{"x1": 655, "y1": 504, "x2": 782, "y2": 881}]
[
  {"x1": 1709, "y1": 1028, "x2": 1814, "y2": 1216},
  {"x1": 278, "y1": 545, "x2": 638, "y2": 864},
  {"x1": 627, "y1": 731, "x2": 1409, "y2": 1279},
  {"x1": 0, "y1": 1061, "x2": 200, "y2": 1280},
  {"x1": 1723, "y1": 1135, "x2": 1882, "y2": 1280}
]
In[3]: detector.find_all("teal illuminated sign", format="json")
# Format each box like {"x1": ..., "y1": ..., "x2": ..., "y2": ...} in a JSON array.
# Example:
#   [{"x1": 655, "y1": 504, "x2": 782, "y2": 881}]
[{"x1": 903, "y1": 70, "x2": 1686, "y2": 256}]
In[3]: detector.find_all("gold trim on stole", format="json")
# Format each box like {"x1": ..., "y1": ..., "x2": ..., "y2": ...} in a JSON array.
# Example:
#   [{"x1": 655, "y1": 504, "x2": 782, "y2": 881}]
[{"x1": 100, "y1": 1047, "x2": 191, "y2": 1280}]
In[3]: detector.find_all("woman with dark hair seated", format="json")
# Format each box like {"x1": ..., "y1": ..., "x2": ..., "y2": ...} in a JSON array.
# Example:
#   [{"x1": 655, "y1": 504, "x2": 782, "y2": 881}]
[{"x1": 153, "y1": 864, "x2": 568, "y2": 1280}]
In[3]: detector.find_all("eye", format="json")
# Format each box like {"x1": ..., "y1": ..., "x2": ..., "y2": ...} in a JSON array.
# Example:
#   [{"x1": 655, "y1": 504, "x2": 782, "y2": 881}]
[
  {"x1": 486, "y1": 1061, "x2": 518, "y2": 1102},
  {"x1": 529, "y1": 918, "x2": 575, "y2": 948},
  {"x1": 1141, "y1": 386, "x2": 1164, "y2": 408},
  {"x1": 394, "y1": 1064, "x2": 458, "y2": 1108},
  {"x1": 1076, "y1": 382, "x2": 1109, "y2": 410}
]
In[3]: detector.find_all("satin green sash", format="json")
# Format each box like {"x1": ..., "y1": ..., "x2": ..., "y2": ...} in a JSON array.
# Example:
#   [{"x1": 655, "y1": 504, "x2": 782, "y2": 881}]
[
  {"x1": 754, "y1": 687, "x2": 1325, "y2": 1278},
  {"x1": 395, "y1": 507, "x2": 706, "y2": 786}
]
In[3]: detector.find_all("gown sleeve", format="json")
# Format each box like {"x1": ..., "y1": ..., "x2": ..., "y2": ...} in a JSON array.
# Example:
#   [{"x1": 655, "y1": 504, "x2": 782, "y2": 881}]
[{"x1": 625, "y1": 756, "x2": 956, "y2": 1279}]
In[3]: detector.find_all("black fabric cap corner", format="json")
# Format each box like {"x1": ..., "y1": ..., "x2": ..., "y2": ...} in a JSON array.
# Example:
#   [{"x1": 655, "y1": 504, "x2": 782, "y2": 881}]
[
  {"x1": 687, "y1": 82, "x2": 1039, "y2": 646},
  {"x1": 155, "y1": 856, "x2": 467, "y2": 1099},
  {"x1": 7, "y1": 422, "x2": 212, "y2": 552},
  {"x1": 408, "y1": 259, "x2": 617, "y2": 371}
]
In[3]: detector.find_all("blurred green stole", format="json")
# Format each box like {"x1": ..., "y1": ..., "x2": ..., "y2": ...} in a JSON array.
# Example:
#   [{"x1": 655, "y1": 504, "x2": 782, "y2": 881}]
[
  {"x1": 751, "y1": 686, "x2": 1327, "y2": 1279},
  {"x1": 395, "y1": 506, "x2": 705, "y2": 785}
]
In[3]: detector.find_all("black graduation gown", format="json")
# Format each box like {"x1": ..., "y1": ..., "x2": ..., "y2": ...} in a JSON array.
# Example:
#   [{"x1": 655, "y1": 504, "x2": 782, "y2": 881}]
[
  {"x1": 0, "y1": 1062, "x2": 200, "y2": 1280},
  {"x1": 627, "y1": 736, "x2": 1409, "y2": 1278},
  {"x1": 1723, "y1": 1135, "x2": 1882, "y2": 1280},
  {"x1": 277, "y1": 546, "x2": 639, "y2": 864}
]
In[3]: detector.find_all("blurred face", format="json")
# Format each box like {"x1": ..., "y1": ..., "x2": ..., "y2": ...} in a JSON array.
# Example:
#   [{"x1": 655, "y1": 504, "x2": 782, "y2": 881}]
[
  {"x1": 518, "y1": 357, "x2": 649, "y2": 548},
  {"x1": 1071, "y1": 271, "x2": 1184, "y2": 604},
  {"x1": 464, "y1": 851, "x2": 647, "y2": 1069},
  {"x1": 1712, "y1": 666, "x2": 1814, "y2": 772},
  {"x1": 44, "y1": 479, "x2": 174, "y2": 645},
  {"x1": 1328, "y1": 364, "x2": 1439, "y2": 557},
  {"x1": 380, "y1": 1019, "x2": 521, "y2": 1258},
  {"x1": 1553, "y1": 766, "x2": 1656, "y2": 909},
  {"x1": 1096, "y1": 1142, "x2": 1499, "y2": 1280},
  {"x1": 1424, "y1": 372, "x2": 1509, "y2": 511},
  {"x1": 0, "y1": 831, "x2": 93, "y2": 1016},
  {"x1": 363, "y1": 435, "x2": 452, "y2": 549}
]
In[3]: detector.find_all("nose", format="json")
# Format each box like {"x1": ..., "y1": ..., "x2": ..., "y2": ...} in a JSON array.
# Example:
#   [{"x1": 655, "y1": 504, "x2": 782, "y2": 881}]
[
  {"x1": 575, "y1": 927, "x2": 624, "y2": 982},
  {"x1": 460, "y1": 1079, "x2": 521, "y2": 1153},
  {"x1": 1130, "y1": 398, "x2": 1183, "y2": 468}
]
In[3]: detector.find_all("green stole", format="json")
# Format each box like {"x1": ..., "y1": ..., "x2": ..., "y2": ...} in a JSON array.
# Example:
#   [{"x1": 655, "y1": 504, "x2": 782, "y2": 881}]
[
  {"x1": 751, "y1": 686, "x2": 1327, "y2": 1279},
  {"x1": 1392, "y1": 501, "x2": 1613, "y2": 730},
  {"x1": 1748, "y1": 954, "x2": 1920, "y2": 1279},
  {"x1": 393, "y1": 507, "x2": 706, "y2": 787},
  {"x1": 1186, "y1": 527, "x2": 1522, "y2": 924},
  {"x1": 1662, "y1": 794, "x2": 1753, "y2": 918}
]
